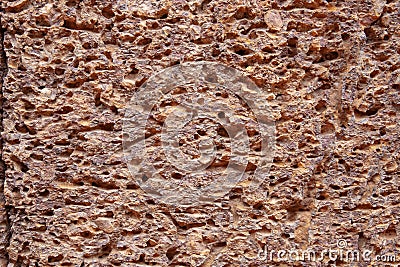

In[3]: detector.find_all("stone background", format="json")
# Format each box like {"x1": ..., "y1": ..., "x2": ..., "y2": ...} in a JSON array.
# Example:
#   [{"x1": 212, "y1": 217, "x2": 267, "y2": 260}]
[{"x1": 0, "y1": 0, "x2": 399, "y2": 266}]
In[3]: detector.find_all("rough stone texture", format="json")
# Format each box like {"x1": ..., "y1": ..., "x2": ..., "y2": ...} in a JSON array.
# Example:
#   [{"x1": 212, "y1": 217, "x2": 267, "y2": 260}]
[
  {"x1": 0, "y1": 13, "x2": 9, "y2": 266},
  {"x1": 0, "y1": 0, "x2": 399, "y2": 266}
]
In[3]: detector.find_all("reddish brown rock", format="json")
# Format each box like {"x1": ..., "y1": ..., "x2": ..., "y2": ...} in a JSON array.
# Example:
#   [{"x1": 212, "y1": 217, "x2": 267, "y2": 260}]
[{"x1": 0, "y1": 0, "x2": 399, "y2": 266}]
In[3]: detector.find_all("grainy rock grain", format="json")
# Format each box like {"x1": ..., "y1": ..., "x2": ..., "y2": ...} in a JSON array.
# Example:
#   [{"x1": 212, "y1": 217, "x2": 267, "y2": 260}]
[{"x1": 0, "y1": 0, "x2": 399, "y2": 266}]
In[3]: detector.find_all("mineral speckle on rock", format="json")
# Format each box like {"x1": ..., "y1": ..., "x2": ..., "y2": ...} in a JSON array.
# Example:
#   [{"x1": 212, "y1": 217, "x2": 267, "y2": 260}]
[{"x1": 0, "y1": 0, "x2": 399, "y2": 266}]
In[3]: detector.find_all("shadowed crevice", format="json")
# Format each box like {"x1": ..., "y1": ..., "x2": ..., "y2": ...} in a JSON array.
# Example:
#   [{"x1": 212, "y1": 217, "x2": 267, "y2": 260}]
[{"x1": 0, "y1": 10, "x2": 11, "y2": 265}]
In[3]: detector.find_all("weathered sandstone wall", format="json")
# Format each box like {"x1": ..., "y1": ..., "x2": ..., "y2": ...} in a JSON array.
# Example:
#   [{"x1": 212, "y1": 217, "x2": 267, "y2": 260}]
[{"x1": 0, "y1": 0, "x2": 399, "y2": 266}]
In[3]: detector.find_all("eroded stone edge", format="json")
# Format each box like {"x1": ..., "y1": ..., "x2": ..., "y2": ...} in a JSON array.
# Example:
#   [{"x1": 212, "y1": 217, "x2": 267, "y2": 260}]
[{"x1": 0, "y1": 9, "x2": 11, "y2": 266}]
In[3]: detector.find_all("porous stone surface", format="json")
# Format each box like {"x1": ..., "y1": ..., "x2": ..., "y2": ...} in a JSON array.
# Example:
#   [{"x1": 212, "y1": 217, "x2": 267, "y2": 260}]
[{"x1": 0, "y1": 0, "x2": 399, "y2": 266}]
